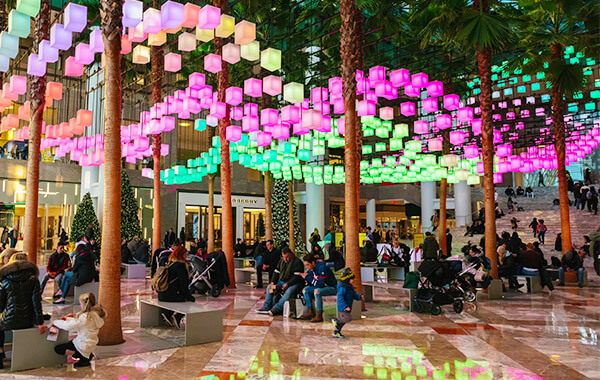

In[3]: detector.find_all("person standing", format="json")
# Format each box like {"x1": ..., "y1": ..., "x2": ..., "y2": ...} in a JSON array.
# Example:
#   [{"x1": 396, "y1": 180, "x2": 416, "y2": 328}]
[
  {"x1": 0, "y1": 228, "x2": 8, "y2": 249},
  {"x1": 331, "y1": 268, "x2": 363, "y2": 338},
  {"x1": 538, "y1": 172, "x2": 545, "y2": 187},
  {"x1": 529, "y1": 218, "x2": 539, "y2": 238},
  {"x1": 422, "y1": 232, "x2": 440, "y2": 260},
  {"x1": 166, "y1": 228, "x2": 176, "y2": 248},
  {"x1": 85, "y1": 224, "x2": 94, "y2": 242},
  {"x1": 536, "y1": 220, "x2": 547, "y2": 245},
  {"x1": 40, "y1": 243, "x2": 71, "y2": 296},
  {"x1": 179, "y1": 227, "x2": 186, "y2": 243},
  {"x1": 446, "y1": 228, "x2": 453, "y2": 257},
  {"x1": 299, "y1": 253, "x2": 337, "y2": 323},
  {"x1": 573, "y1": 182, "x2": 582, "y2": 209},
  {"x1": 8, "y1": 227, "x2": 18, "y2": 249},
  {"x1": 256, "y1": 248, "x2": 304, "y2": 316},
  {"x1": 580, "y1": 185, "x2": 590, "y2": 211},
  {"x1": 309, "y1": 229, "x2": 321, "y2": 250}
]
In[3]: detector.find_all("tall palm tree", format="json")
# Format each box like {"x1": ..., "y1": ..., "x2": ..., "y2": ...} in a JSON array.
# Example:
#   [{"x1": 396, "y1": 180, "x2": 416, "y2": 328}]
[
  {"x1": 23, "y1": 0, "x2": 50, "y2": 264},
  {"x1": 264, "y1": 171, "x2": 273, "y2": 241},
  {"x1": 151, "y1": 43, "x2": 163, "y2": 254},
  {"x1": 514, "y1": 0, "x2": 598, "y2": 253},
  {"x1": 213, "y1": 0, "x2": 235, "y2": 286},
  {"x1": 97, "y1": 0, "x2": 124, "y2": 345},
  {"x1": 288, "y1": 181, "x2": 295, "y2": 251}
]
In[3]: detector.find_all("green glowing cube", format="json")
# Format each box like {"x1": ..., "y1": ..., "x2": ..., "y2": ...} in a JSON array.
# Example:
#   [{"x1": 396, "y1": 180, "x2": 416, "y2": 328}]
[
  {"x1": 8, "y1": 10, "x2": 29, "y2": 38},
  {"x1": 260, "y1": 48, "x2": 281, "y2": 72},
  {"x1": 283, "y1": 82, "x2": 304, "y2": 103}
]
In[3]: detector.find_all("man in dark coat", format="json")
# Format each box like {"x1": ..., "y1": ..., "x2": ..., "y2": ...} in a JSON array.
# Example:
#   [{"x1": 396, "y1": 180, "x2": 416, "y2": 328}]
[
  {"x1": 422, "y1": 232, "x2": 440, "y2": 260},
  {"x1": 8, "y1": 227, "x2": 18, "y2": 249},
  {"x1": 179, "y1": 227, "x2": 186, "y2": 243},
  {"x1": 256, "y1": 248, "x2": 304, "y2": 315},
  {"x1": 257, "y1": 240, "x2": 281, "y2": 289}
]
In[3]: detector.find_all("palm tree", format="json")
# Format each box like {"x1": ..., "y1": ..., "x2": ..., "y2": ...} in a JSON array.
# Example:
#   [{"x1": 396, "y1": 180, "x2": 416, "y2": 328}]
[
  {"x1": 22, "y1": 0, "x2": 50, "y2": 264},
  {"x1": 151, "y1": 43, "x2": 163, "y2": 254},
  {"x1": 288, "y1": 181, "x2": 295, "y2": 251},
  {"x1": 97, "y1": 0, "x2": 124, "y2": 345},
  {"x1": 264, "y1": 171, "x2": 273, "y2": 241},
  {"x1": 514, "y1": 0, "x2": 598, "y2": 253}
]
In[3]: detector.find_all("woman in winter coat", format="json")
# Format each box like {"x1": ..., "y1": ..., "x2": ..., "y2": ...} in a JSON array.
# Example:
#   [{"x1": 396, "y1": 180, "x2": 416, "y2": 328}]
[
  {"x1": 54, "y1": 245, "x2": 97, "y2": 304},
  {"x1": 157, "y1": 246, "x2": 195, "y2": 328},
  {"x1": 0, "y1": 253, "x2": 45, "y2": 369},
  {"x1": 52, "y1": 292, "x2": 106, "y2": 368}
]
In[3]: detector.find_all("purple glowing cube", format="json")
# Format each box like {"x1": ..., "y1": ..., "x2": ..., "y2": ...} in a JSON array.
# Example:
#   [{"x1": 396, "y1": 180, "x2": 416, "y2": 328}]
[
  {"x1": 27, "y1": 54, "x2": 46, "y2": 76},
  {"x1": 161, "y1": 1, "x2": 183, "y2": 29},
  {"x1": 198, "y1": 5, "x2": 221, "y2": 30},
  {"x1": 64, "y1": 3, "x2": 87, "y2": 33},
  {"x1": 457, "y1": 107, "x2": 474, "y2": 122},
  {"x1": 50, "y1": 24, "x2": 72, "y2": 50},
  {"x1": 89, "y1": 29, "x2": 104, "y2": 53},
  {"x1": 74, "y1": 43, "x2": 94, "y2": 65},
  {"x1": 38, "y1": 40, "x2": 58, "y2": 63},
  {"x1": 123, "y1": 0, "x2": 143, "y2": 28}
]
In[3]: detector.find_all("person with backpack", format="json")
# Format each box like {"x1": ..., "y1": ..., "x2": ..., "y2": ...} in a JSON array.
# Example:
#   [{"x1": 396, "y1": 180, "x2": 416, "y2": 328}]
[
  {"x1": 331, "y1": 268, "x2": 363, "y2": 338},
  {"x1": 536, "y1": 220, "x2": 547, "y2": 245},
  {"x1": 587, "y1": 186, "x2": 598, "y2": 214}
]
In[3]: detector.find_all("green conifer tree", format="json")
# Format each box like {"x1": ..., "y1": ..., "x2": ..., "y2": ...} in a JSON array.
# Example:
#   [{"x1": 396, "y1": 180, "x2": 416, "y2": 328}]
[
  {"x1": 121, "y1": 171, "x2": 142, "y2": 241},
  {"x1": 70, "y1": 192, "x2": 101, "y2": 245},
  {"x1": 272, "y1": 179, "x2": 306, "y2": 253}
]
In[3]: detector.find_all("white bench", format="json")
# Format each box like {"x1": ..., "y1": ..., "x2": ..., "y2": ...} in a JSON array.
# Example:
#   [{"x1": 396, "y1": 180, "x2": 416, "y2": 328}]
[
  {"x1": 235, "y1": 268, "x2": 255, "y2": 284},
  {"x1": 121, "y1": 263, "x2": 147, "y2": 279},
  {"x1": 68, "y1": 281, "x2": 99, "y2": 301},
  {"x1": 291, "y1": 294, "x2": 362, "y2": 320},
  {"x1": 9, "y1": 327, "x2": 69, "y2": 371},
  {"x1": 387, "y1": 266, "x2": 406, "y2": 281},
  {"x1": 362, "y1": 281, "x2": 417, "y2": 311},
  {"x1": 140, "y1": 299, "x2": 223, "y2": 346},
  {"x1": 515, "y1": 275, "x2": 542, "y2": 293},
  {"x1": 360, "y1": 265, "x2": 387, "y2": 282},
  {"x1": 233, "y1": 257, "x2": 255, "y2": 268}
]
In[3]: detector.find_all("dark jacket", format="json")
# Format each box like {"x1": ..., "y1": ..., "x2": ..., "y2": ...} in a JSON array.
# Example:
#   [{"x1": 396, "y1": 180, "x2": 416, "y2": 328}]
[
  {"x1": 263, "y1": 247, "x2": 281, "y2": 269},
  {"x1": 561, "y1": 254, "x2": 583, "y2": 271},
  {"x1": 134, "y1": 243, "x2": 150, "y2": 264},
  {"x1": 271, "y1": 255, "x2": 304, "y2": 287},
  {"x1": 337, "y1": 281, "x2": 361, "y2": 312},
  {"x1": 360, "y1": 242, "x2": 378, "y2": 263},
  {"x1": 234, "y1": 242, "x2": 248, "y2": 256},
  {"x1": 46, "y1": 251, "x2": 70, "y2": 277},
  {"x1": 305, "y1": 261, "x2": 337, "y2": 288},
  {"x1": 498, "y1": 254, "x2": 518, "y2": 274},
  {"x1": 157, "y1": 260, "x2": 194, "y2": 302},
  {"x1": 518, "y1": 249, "x2": 544, "y2": 270},
  {"x1": 0, "y1": 260, "x2": 44, "y2": 330},
  {"x1": 121, "y1": 244, "x2": 133, "y2": 263},
  {"x1": 326, "y1": 247, "x2": 346, "y2": 271},
  {"x1": 422, "y1": 236, "x2": 440, "y2": 260},
  {"x1": 72, "y1": 248, "x2": 97, "y2": 286}
]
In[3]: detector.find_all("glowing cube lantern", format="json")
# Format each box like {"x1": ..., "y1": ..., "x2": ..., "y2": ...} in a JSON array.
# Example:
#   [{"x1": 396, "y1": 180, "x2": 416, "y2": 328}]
[
  {"x1": 273, "y1": 123, "x2": 290, "y2": 140},
  {"x1": 8, "y1": 10, "x2": 30, "y2": 38},
  {"x1": 369, "y1": 66, "x2": 386, "y2": 83},
  {"x1": 215, "y1": 15, "x2": 234, "y2": 38},
  {"x1": 148, "y1": 31, "x2": 166, "y2": 46},
  {"x1": 181, "y1": 3, "x2": 201, "y2": 28},
  {"x1": 196, "y1": 27, "x2": 214, "y2": 42},
  {"x1": 328, "y1": 77, "x2": 343, "y2": 95},
  {"x1": 132, "y1": 45, "x2": 150, "y2": 64},
  {"x1": 178, "y1": 32, "x2": 196, "y2": 51},
  {"x1": 76, "y1": 109, "x2": 93, "y2": 127},
  {"x1": 260, "y1": 108, "x2": 278, "y2": 126},
  {"x1": 263, "y1": 75, "x2": 282, "y2": 96},
  {"x1": 281, "y1": 105, "x2": 300, "y2": 124},
  {"x1": 443, "y1": 94, "x2": 460, "y2": 110},
  {"x1": 240, "y1": 40, "x2": 259, "y2": 61},
  {"x1": 411, "y1": 72, "x2": 428, "y2": 88},
  {"x1": 244, "y1": 103, "x2": 258, "y2": 116},
  {"x1": 404, "y1": 85, "x2": 420, "y2": 97},
  {"x1": 0, "y1": 55, "x2": 9, "y2": 72},
  {"x1": 302, "y1": 109, "x2": 322, "y2": 130},
  {"x1": 375, "y1": 81, "x2": 396, "y2": 100},
  {"x1": 16, "y1": 0, "x2": 41, "y2": 17},
  {"x1": 230, "y1": 107, "x2": 243, "y2": 121},
  {"x1": 257, "y1": 131, "x2": 272, "y2": 147},
  {"x1": 400, "y1": 102, "x2": 415, "y2": 117},
  {"x1": 49, "y1": 24, "x2": 72, "y2": 51},
  {"x1": 164, "y1": 53, "x2": 181, "y2": 72},
  {"x1": 209, "y1": 101, "x2": 226, "y2": 119},
  {"x1": 317, "y1": 115, "x2": 332, "y2": 133},
  {"x1": 222, "y1": 43, "x2": 240, "y2": 64},
  {"x1": 226, "y1": 125, "x2": 242, "y2": 142},
  {"x1": 235, "y1": 20, "x2": 255, "y2": 45},
  {"x1": 389, "y1": 68, "x2": 410, "y2": 87},
  {"x1": 457, "y1": 107, "x2": 474, "y2": 122},
  {"x1": 74, "y1": 43, "x2": 94, "y2": 65},
  {"x1": 27, "y1": 54, "x2": 46, "y2": 76},
  {"x1": 414, "y1": 120, "x2": 428, "y2": 134},
  {"x1": 242, "y1": 115, "x2": 259, "y2": 132},
  {"x1": 9, "y1": 75, "x2": 26, "y2": 95},
  {"x1": 422, "y1": 98, "x2": 438, "y2": 113},
  {"x1": 64, "y1": 3, "x2": 87, "y2": 33},
  {"x1": 204, "y1": 54, "x2": 221, "y2": 73},
  {"x1": 198, "y1": 5, "x2": 221, "y2": 30},
  {"x1": 394, "y1": 123, "x2": 409, "y2": 138},
  {"x1": 88, "y1": 29, "x2": 104, "y2": 53},
  {"x1": 427, "y1": 80, "x2": 443, "y2": 97},
  {"x1": 357, "y1": 100, "x2": 376, "y2": 117},
  {"x1": 189, "y1": 72, "x2": 206, "y2": 90},
  {"x1": 244, "y1": 78, "x2": 262, "y2": 98},
  {"x1": 496, "y1": 143, "x2": 512, "y2": 157},
  {"x1": 161, "y1": 1, "x2": 183, "y2": 29},
  {"x1": 379, "y1": 107, "x2": 394, "y2": 121},
  {"x1": 429, "y1": 137, "x2": 443, "y2": 151},
  {"x1": 258, "y1": 47, "x2": 281, "y2": 72},
  {"x1": 449, "y1": 130, "x2": 465, "y2": 145},
  {"x1": 442, "y1": 154, "x2": 458, "y2": 167},
  {"x1": 225, "y1": 86, "x2": 242, "y2": 106},
  {"x1": 65, "y1": 56, "x2": 84, "y2": 76},
  {"x1": 472, "y1": 118, "x2": 482, "y2": 135},
  {"x1": 143, "y1": 8, "x2": 162, "y2": 34},
  {"x1": 45, "y1": 81, "x2": 62, "y2": 100},
  {"x1": 122, "y1": 0, "x2": 143, "y2": 28},
  {"x1": 283, "y1": 82, "x2": 303, "y2": 104}
]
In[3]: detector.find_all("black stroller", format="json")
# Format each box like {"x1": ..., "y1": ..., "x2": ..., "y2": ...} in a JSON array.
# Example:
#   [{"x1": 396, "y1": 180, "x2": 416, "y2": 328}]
[
  {"x1": 413, "y1": 260, "x2": 464, "y2": 315},
  {"x1": 188, "y1": 250, "x2": 230, "y2": 297}
]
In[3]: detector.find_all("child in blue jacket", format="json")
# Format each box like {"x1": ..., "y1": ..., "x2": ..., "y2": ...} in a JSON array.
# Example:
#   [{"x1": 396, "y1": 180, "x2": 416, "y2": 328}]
[{"x1": 332, "y1": 268, "x2": 363, "y2": 338}]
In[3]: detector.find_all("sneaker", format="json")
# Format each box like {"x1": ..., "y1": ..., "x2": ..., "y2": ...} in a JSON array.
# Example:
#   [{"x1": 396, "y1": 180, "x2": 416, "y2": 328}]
[
  {"x1": 256, "y1": 308, "x2": 270, "y2": 314},
  {"x1": 578, "y1": 283, "x2": 584, "y2": 288},
  {"x1": 331, "y1": 318, "x2": 339, "y2": 331},
  {"x1": 557, "y1": 282, "x2": 565, "y2": 286},
  {"x1": 268, "y1": 310, "x2": 274, "y2": 316},
  {"x1": 170, "y1": 314, "x2": 181, "y2": 329},
  {"x1": 161, "y1": 313, "x2": 173, "y2": 327},
  {"x1": 332, "y1": 331, "x2": 345, "y2": 338},
  {"x1": 74, "y1": 358, "x2": 91, "y2": 368}
]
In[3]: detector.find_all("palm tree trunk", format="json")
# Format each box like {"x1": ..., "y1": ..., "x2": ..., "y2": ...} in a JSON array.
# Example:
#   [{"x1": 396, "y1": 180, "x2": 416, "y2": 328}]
[
  {"x1": 0, "y1": 0, "x2": 5, "y2": 89},
  {"x1": 340, "y1": 0, "x2": 362, "y2": 294},
  {"x1": 288, "y1": 181, "x2": 295, "y2": 251},
  {"x1": 208, "y1": 174, "x2": 215, "y2": 252},
  {"x1": 264, "y1": 172, "x2": 273, "y2": 241},
  {"x1": 353, "y1": 1, "x2": 363, "y2": 232},
  {"x1": 551, "y1": 42, "x2": 572, "y2": 253},
  {"x1": 98, "y1": 0, "x2": 124, "y2": 345},
  {"x1": 23, "y1": 0, "x2": 50, "y2": 263},
  {"x1": 151, "y1": 45, "x2": 163, "y2": 254},
  {"x1": 214, "y1": 0, "x2": 235, "y2": 286},
  {"x1": 439, "y1": 130, "x2": 450, "y2": 257}
]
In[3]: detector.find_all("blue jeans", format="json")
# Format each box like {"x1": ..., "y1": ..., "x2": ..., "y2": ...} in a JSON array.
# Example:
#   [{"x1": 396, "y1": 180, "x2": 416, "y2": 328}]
[
  {"x1": 61, "y1": 271, "x2": 74, "y2": 296},
  {"x1": 537, "y1": 231, "x2": 545, "y2": 244},
  {"x1": 303, "y1": 286, "x2": 336, "y2": 312},
  {"x1": 559, "y1": 267, "x2": 584, "y2": 284},
  {"x1": 262, "y1": 281, "x2": 301, "y2": 314}
]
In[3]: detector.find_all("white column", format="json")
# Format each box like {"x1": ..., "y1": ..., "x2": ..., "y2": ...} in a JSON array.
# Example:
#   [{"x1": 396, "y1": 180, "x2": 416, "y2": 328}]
[
  {"x1": 366, "y1": 199, "x2": 376, "y2": 229},
  {"x1": 421, "y1": 181, "x2": 436, "y2": 233},
  {"x1": 236, "y1": 206, "x2": 244, "y2": 241},
  {"x1": 305, "y1": 183, "x2": 324, "y2": 246},
  {"x1": 455, "y1": 180, "x2": 472, "y2": 227}
]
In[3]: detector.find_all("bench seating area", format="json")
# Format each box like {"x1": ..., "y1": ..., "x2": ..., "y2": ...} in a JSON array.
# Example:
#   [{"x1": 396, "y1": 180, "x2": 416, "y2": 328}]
[
  {"x1": 362, "y1": 281, "x2": 417, "y2": 311},
  {"x1": 515, "y1": 275, "x2": 543, "y2": 293},
  {"x1": 233, "y1": 257, "x2": 255, "y2": 268},
  {"x1": 121, "y1": 263, "x2": 147, "y2": 279},
  {"x1": 9, "y1": 328, "x2": 69, "y2": 372},
  {"x1": 140, "y1": 299, "x2": 223, "y2": 346}
]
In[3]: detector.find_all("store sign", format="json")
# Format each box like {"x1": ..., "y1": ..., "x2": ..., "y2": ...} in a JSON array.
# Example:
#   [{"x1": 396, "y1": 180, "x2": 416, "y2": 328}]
[{"x1": 231, "y1": 198, "x2": 258, "y2": 205}]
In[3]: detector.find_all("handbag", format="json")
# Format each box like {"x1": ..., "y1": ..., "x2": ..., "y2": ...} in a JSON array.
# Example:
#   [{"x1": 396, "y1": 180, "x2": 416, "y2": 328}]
[{"x1": 403, "y1": 271, "x2": 419, "y2": 289}]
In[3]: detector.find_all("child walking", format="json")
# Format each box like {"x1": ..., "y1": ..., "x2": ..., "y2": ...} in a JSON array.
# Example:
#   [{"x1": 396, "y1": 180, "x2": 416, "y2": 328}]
[
  {"x1": 332, "y1": 268, "x2": 363, "y2": 338},
  {"x1": 536, "y1": 220, "x2": 547, "y2": 245},
  {"x1": 51, "y1": 292, "x2": 106, "y2": 368}
]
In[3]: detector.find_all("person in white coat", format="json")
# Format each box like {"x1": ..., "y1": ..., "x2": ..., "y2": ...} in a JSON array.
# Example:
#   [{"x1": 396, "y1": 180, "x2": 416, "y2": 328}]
[{"x1": 51, "y1": 292, "x2": 106, "y2": 368}]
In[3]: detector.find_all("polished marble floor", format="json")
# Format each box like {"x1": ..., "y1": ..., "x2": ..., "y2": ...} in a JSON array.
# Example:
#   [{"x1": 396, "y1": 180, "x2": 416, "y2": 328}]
[{"x1": 0, "y1": 269, "x2": 598, "y2": 380}]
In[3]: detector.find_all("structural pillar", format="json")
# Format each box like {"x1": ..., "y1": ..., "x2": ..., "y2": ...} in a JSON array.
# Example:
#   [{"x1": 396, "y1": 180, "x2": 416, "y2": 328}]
[
  {"x1": 366, "y1": 199, "x2": 376, "y2": 230},
  {"x1": 305, "y1": 182, "x2": 324, "y2": 246},
  {"x1": 454, "y1": 180, "x2": 472, "y2": 227},
  {"x1": 420, "y1": 181, "x2": 435, "y2": 233}
]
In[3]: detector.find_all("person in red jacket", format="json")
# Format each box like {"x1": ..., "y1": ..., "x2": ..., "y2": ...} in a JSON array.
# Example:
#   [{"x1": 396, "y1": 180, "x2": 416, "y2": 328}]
[{"x1": 40, "y1": 243, "x2": 71, "y2": 297}]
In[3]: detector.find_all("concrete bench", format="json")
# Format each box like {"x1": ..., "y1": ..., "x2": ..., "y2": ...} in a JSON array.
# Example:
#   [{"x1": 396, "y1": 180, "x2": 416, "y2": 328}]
[
  {"x1": 233, "y1": 257, "x2": 255, "y2": 268},
  {"x1": 68, "y1": 281, "x2": 99, "y2": 301},
  {"x1": 121, "y1": 263, "x2": 147, "y2": 279},
  {"x1": 140, "y1": 299, "x2": 223, "y2": 346},
  {"x1": 515, "y1": 275, "x2": 542, "y2": 293},
  {"x1": 387, "y1": 266, "x2": 406, "y2": 281},
  {"x1": 8, "y1": 327, "x2": 69, "y2": 371},
  {"x1": 235, "y1": 268, "x2": 255, "y2": 284},
  {"x1": 291, "y1": 293, "x2": 361, "y2": 320},
  {"x1": 362, "y1": 281, "x2": 417, "y2": 312},
  {"x1": 360, "y1": 265, "x2": 387, "y2": 282}
]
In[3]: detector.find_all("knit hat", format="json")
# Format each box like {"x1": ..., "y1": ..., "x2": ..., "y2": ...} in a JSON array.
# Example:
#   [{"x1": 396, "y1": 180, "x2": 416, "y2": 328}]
[{"x1": 340, "y1": 268, "x2": 355, "y2": 282}]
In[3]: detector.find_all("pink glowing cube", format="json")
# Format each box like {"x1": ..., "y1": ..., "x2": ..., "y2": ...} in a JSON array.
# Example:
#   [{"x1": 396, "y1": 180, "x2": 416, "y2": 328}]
[
  {"x1": 429, "y1": 137, "x2": 443, "y2": 151},
  {"x1": 379, "y1": 106, "x2": 394, "y2": 121},
  {"x1": 204, "y1": 54, "x2": 222, "y2": 73},
  {"x1": 9, "y1": 75, "x2": 26, "y2": 95},
  {"x1": 50, "y1": 23, "x2": 72, "y2": 50},
  {"x1": 302, "y1": 109, "x2": 322, "y2": 129},
  {"x1": 222, "y1": 43, "x2": 240, "y2": 64},
  {"x1": 244, "y1": 78, "x2": 262, "y2": 97},
  {"x1": 198, "y1": 5, "x2": 221, "y2": 30},
  {"x1": 257, "y1": 131, "x2": 272, "y2": 147},
  {"x1": 375, "y1": 80, "x2": 396, "y2": 100},
  {"x1": 313, "y1": 101, "x2": 330, "y2": 115},
  {"x1": 181, "y1": 3, "x2": 201, "y2": 28},
  {"x1": 496, "y1": 143, "x2": 512, "y2": 157},
  {"x1": 27, "y1": 54, "x2": 46, "y2": 76},
  {"x1": 357, "y1": 100, "x2": 376, "y2": 117},
  {"x1": 328, "y1": 77, "x2": 342, "y2": 95},
  {"x1": 293, "y1": 122, "x2": 309, "y2": 135},
  {"x1": 226, "y1": 125, "x2": 242, "y2": 142},
  {"x1": 230, "y1": 107, "x2": 243, "y2": 120},
  {"x1": 464, "y1": 144, "x2": 479, "y2": 159},
  {"x1": 235, "y1": 20, "x2": 256, "y2": 45},
  {"x1": 64, "y1": 3, "x2": 87, "y2": 33},
  {"x1": 242, "y1": 115, "x2": 259, "y2": 132},
  {"x1": 225, "y1": 86, "x2": 242, "y2": 106},
  {"x1": 273, "y1": 123, "x2": 290, "y2": 140},
  {"x1": 164, "y1": 53, "x2": 181, "y2": 72},
  {"x1": 178, "y1": 32, "x2": 196, "y2": 52},
  {"x1": 436, "y1": 114, "x2": 451, "y2": 129},
  {"x1": 281, "y1": 105, "x2": 300, "y2": 124},
  {"x1": 389, "y1": 68, "x2": 410, "y2": 87},
  {"x1": 161, "y1": 1, "x2": 183, "y2": 29},
  {"x1": 143, "y1": 8, "x2": 162, "y2": 34},
  {"x1": 422, "y1": 97, "x2": 438, "y2": 113},
  {"x1": 244, "y1": 103, "x2": 258, "y2": 116},
  {"x1": 39, "y1": 40, "x2": 58, "y2": 63},
  {"x1": 369, "y1": 66, "x2": 386, "y2": 83},
  {"x1": 493, "y1": 173, "x2": 502, "y2": 184},
  {"x1": 411, "y1": 72, "x2": 428, "y2": 88},
  {"x1": 356, "y1": 77, "x2": 370, "y2": 95},
  {"x1": 414, "y1": 120, "x2": 428, "y2": 134},
  {"x1": 427, "y1": 80, "x2": 443, "y2": 97},
  {"x1": 209, "y1": 101, "x2": 226, "y2": 119},
  {"x1": 74, "y1": 43, "x2": 94, "y2": 65},
  {"x1": 332, "y1": 96, "x2": 344, "y2": 114},
  {"x1": 404, "y1": 84, "x2": 420, "y2": 97},
  {"x1": 262, "y1": 75, "x2": 281, "y2": 96},
  {"x1": 120, "y1": 35, "x2": 132, "y2": 54},
  {"x1": 336, "y1": 117, "x2": 345, "y2": 135},
  {"x1": 189, "y1": 72, "x2": 206, "y2": 90},
  {"x1": 457, "y1": 107, "x2": 474, "y2": 122},
  {"x1": 310, "y1": 87, "x2": 328, "y2": 103},
  {"x1": 128, "y1": 24, "x2": 147, "y2": 42},
  {"x1": 76, "y1": 109, "x2": 93, "y2": 126},
  {"x1": 261, "y1": 108, "x2": 278, "y2": 126},
  {"x1": 472, "y1": 119, "x2": 482, "y2": 135},
  {"x1": 443, "y1": 94, "x2": 460, "y2": 110},
  {"x1": 449, "y1": 130, "x2": 465, "y2": 145},
  {"x1": 400, "y1": 102, "x2": 415, "y2": 117}
]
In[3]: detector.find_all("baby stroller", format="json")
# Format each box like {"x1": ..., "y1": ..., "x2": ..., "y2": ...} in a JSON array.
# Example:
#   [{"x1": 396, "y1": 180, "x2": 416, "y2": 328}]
[
  {"x1": 413, "y1": 261, "x2": 464, "y2": 315},
  {"x1": 446, "y1": 260, "x2": 478, "y2": 302},
  {"x1": 188, "y1": 250, "x2": 230, "y2": 297}
]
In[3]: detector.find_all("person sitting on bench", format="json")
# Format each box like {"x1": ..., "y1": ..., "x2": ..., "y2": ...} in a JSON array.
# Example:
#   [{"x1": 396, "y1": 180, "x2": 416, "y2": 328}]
[
  {"x1": 256, "y1": 248, "x2": 304, "y2": 316},
  {"x1": 0, "y1": 253, "x2": 45, "y2": 369},
  {"x1": 298, "y1": 253, "x2": 337, "y2": 323},
  {"x1": 54, "y1": 245, "x2": 97, "y2": 304},
  {"x1": 518, "y1": 243, "x2": 554, "y2": 292},
  {"x1": 557, "y1": 250, "x2": 585, "y2": 288},
  {"x1": 40, "y1": 242, "x2": 71, "y2": 296},
  {"x1": 156, "y1": 246, "x2": 195, "y2": 329}
]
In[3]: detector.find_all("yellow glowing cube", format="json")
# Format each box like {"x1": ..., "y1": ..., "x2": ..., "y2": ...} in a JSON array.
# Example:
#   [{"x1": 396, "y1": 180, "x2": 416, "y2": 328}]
[
  {"x1": 196, "y1": 27, "x2": 214, "y2": 42},
  {"x1": 148, "y1": 31, "x2": 166, "y2": 46},
  {"x1": 235, "y1": 20, "x2": 255, "y2": 45},
  {"x1": 215, "y1": 15, "x2": 234, "y2": 38},
  {"x1": 240, "y1": 40, "x2": 259, "y2": 61},
  {"x1": 132, "y1": 45, "x2": 150, "y2": 64},
  {"x1": 283, "y1": 82, "x2": 304, "y2": 104},
  {"x1": 260, "y1": 48, "x2": 281, "y2": 72}
]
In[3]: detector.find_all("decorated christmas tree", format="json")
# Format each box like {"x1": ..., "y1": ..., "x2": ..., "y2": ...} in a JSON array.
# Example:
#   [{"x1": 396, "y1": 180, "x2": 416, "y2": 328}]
[
  {"x1": 272, "y1": 179, "x2": 306, "y2": 253},
  {"x1": 121, "y1": 171, "x2": 142, "y2": 242},
  {"x1": 256, "y1": 213, "x2": 265, "y2": 239},
  {"x1": 70, "y1": 192, "x2": 101, "y2": 245}
]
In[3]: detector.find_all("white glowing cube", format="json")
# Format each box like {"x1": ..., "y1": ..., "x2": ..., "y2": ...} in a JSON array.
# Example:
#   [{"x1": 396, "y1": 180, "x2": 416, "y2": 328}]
[
  {"x1": 240, "y1": 40, "x2": 259, "y2": 61},
  {"x1": 178, "y1": 32, "x2": 196, "y2": 51},
  {"x1": 263, "y1": 75, "x2": 282, "y2": 96},
  {"x1": 132, "y1": 45, "x2": 150, "y2": 64},
  {"x1": 283, "y1": 82, "x2": 303, "y2": 104},
  {"x1": 222, "y1": 43, "x2": 240, "y2": 64}
]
